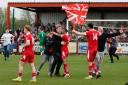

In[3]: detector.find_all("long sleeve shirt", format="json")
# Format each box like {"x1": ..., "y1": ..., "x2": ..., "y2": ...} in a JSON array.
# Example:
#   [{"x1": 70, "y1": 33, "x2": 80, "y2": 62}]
[{"x1": 98, "y1": 32, "x2": 121, "y2": 52}]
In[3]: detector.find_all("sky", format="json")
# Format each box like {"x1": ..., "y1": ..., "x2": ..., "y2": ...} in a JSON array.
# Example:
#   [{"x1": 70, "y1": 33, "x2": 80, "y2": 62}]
[{"x1": 0, "y1": 0, "x2": 37, "y2": 20}]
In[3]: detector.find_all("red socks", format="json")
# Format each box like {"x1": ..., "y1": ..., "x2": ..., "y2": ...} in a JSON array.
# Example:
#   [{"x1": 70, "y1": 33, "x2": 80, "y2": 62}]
[
  {"x1": 32, "y1": 72, "x2": 37, "y2": 77},
  {"x1": 92, "y1": 63, "x2": 98, "y2": 74},
  {"x1": 64, "y1": 64, "x2": 69, "y2": 74},
  {"x1": 88, "y1": 65, "x2": 93, "y2": 76},
  {"x1": 18, "y1": 72, "x2": 22, "y2": 77},
  {"x1": 88, "y1": 63, "x2": 98, "y2": 76},
  {"x1": 18, "y1": 69, "x2": 22, "y2": 77}
]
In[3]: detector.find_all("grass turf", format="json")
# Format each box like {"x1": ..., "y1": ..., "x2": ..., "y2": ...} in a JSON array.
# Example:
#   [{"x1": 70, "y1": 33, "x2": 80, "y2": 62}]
[{"x1": 0, "y1": 54, "x2": 128, "y2": 85}]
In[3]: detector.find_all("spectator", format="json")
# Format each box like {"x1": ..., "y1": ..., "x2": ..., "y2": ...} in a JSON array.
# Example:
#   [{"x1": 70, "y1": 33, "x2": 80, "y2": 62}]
[{"x1": 1, "y1": 29, "x2": 14, "y2": 61}]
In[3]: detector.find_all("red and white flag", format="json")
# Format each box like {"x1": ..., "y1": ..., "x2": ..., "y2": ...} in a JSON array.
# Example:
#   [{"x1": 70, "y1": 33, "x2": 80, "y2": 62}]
[{"x1": 62, "y1": 3, "x2": 89, "y2": 25}]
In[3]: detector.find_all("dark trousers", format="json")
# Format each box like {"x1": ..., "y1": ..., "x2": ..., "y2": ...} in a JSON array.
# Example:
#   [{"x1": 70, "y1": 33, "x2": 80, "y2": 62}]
[
  {"x1": 50, "y1": 51, "x2": 63, "y2": 75},
  {"x1": 109, "y1": 46, "x2": 119, "y2": 63},
  {"x1": 3, "y1": 45, "x2": 10, "y2": 61}
]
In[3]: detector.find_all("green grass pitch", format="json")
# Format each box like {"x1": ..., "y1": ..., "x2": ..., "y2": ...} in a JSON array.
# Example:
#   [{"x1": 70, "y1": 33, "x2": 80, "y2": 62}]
[{"x1": 0, "y1": 54, "x2": 128, "y2": 85}]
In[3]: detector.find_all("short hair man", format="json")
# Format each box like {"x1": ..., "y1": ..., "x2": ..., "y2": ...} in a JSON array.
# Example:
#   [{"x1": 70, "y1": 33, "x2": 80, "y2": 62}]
[
  {"x1": 73, "y1": 23, "x2": 99, "y2": 79},
  {"x1": 12, "y1": 25, "x2": 37, "y2": 82}
]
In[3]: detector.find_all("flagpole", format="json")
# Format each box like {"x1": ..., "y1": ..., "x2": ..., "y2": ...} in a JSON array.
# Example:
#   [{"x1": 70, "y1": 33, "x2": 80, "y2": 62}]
[{"x1": 66, "y1": 19, "x2": 69, "y2": 34}]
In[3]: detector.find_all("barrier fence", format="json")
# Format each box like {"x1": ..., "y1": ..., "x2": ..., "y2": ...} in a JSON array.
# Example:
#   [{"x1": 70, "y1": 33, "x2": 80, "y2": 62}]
[{"x1": 17, "y1": 42, "x2": 128, "y2": 54}]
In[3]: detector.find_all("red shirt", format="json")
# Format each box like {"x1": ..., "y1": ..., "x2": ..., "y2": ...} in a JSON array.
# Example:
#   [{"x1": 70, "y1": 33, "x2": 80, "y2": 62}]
[
  {"x1": 61, "y1": 34, "x2": 69, "y2": 50},
  {"x1": 86, "y1": 29, "x2": 99, "y2": 50},
  {"x1": 24, "y1": 33, "x2": 34, "y2": 52}
]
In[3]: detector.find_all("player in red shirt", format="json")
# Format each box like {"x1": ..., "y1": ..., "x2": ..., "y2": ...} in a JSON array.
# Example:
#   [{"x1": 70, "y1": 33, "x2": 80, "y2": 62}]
[
  {"x1": 52, "y1": 25, "x2": 70, "y2": 78},
  {"x1": 73, "y1": 23, "x2": 99, "y2": 79},
  {"x1": 61, "y1": 29, "x2": 70, "y2": 78},
  {"x1": 12, "y1": 25, "x2": 37, "y2": 82}
]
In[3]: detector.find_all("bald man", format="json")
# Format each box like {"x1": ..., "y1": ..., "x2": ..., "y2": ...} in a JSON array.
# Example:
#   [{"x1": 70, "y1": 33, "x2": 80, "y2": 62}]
[{"x1": 95, "y1": 26, "x2": 123, "y2": 78}]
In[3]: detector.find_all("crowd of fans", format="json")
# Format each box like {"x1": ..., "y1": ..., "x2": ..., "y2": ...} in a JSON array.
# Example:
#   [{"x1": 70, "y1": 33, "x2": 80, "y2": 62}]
[
  {"x1": 10, "y1": 21, "x2": 128, "y2": 44},
  {"x1": 73, "y1": 25, "x2": 128, "y2": 42},
  {"x1": 0, "y1": 22, "x2": 128, "y2": 54}
]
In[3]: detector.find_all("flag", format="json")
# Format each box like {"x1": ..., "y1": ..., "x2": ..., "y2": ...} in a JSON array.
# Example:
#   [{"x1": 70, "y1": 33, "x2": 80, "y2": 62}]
[{"x1": 62, "y1": 3, "x2": 89, "y2": 25}]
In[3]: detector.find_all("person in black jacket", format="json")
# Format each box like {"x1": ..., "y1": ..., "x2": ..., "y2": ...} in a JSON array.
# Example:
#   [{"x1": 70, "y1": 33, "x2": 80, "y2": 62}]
[
  {"x1": 50, "y1": 24, "x2": 63, "y2": 77},
  {"x1": 95, "y1": 26, "x2": 123, "y2": 78}
]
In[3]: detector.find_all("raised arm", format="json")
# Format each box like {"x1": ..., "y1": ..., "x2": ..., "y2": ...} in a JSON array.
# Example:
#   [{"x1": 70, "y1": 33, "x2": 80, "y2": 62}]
[
  {"x1": 72, "y1": 30, "x2": 86, "y2": 36},
  {"x1": 106, "y1": 30, "x2": 123, "y2": 38},
  {"x1": 51, "y1": 32, "x2": 61, "y2": 37}
]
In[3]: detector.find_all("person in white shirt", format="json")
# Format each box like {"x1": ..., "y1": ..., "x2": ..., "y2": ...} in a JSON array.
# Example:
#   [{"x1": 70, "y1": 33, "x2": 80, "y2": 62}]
[{"x1": 1, "y1": 29, "x2": 14, "y2": 61}]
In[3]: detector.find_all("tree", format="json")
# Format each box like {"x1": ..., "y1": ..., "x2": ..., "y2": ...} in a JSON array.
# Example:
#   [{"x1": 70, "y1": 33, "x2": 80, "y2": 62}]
[
  {"x1": 0, "y1": 8, "x2": 6, "y2": 34},
  {"x1": 13, "y1": 9, "x2": 35, "y2": 31}
]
